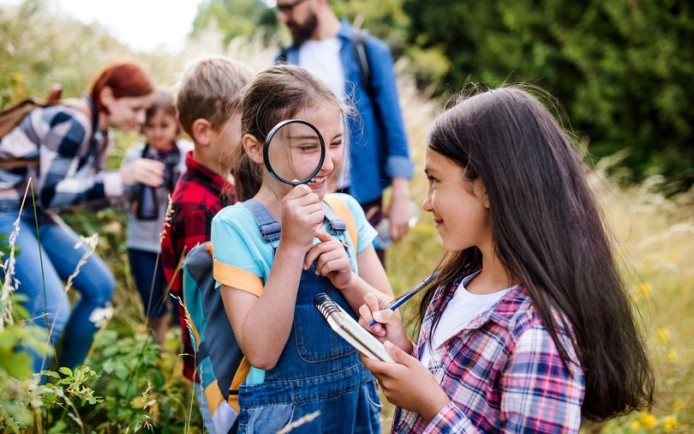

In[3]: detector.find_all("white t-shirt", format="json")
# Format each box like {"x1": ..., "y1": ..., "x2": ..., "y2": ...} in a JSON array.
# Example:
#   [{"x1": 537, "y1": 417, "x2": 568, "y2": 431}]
[
  {"x1": 299, "y1": 38, "x2": 351, "y2": 188},
  {"x1": 419, "y1": 272, "x2": 513, "y2": 367},
  {"x1": 299, "y1": 37, "x2": 345, "y2": 101}
]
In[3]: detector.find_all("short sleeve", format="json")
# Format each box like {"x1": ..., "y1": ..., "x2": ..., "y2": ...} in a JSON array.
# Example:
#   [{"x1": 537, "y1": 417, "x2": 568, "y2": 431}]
[
  {"x1": 211, "y1": 205, "x2": 269, "y2": 296},
  {"x1": 338, "y1": 193, "x2": 377, "y2": 253}
]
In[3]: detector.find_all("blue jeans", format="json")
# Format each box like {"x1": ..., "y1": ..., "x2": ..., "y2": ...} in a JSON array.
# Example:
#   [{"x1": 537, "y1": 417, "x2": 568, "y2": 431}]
[
  {"x1": 0, "y1": 208, "x2": 115, "y2": 372},
  {"x1": 127, "y1": 248, "x2": 170, "y2": 320}
]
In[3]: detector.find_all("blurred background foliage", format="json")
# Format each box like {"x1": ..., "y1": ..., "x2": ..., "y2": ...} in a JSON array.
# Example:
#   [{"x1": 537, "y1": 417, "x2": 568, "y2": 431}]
[
  {"x1": 1, "y1": 0, "x2": 693, "y2": 432},
  {"x1": 2, "y1": 0, "x2": 692, "y2": 191},
  {"x1": 186, "y1": 0, "x2": 694, "y2": 192}
]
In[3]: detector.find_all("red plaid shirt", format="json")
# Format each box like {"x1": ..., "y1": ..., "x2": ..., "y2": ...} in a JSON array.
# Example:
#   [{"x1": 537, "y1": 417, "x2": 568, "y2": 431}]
[{"x1": 160, "y1": 151, "x2": 235, "y2": 381}]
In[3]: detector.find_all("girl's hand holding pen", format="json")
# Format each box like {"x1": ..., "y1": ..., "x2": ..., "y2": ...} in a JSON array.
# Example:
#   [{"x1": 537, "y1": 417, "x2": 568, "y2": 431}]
[
  {"x1": 367, "y1": 272, "x2": 438, "y2": 327},
  {"x1": 359, "y1": 293, "x2": 412, "y2": 354}
]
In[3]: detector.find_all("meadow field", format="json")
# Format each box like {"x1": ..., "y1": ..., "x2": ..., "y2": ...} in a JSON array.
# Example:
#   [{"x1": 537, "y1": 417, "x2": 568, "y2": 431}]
[{"x1": 0, "y1": 8, "x2": 692, "y2": 432}]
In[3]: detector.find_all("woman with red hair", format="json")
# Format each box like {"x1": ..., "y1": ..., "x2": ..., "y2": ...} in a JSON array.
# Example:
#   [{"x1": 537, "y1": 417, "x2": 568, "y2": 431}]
[{"x1": 0, "y1": 59, "x2": 162, "y2": 374}]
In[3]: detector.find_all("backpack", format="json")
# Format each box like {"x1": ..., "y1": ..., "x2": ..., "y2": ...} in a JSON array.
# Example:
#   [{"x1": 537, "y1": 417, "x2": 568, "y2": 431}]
[
  {"x1": 181, "y1": 194, "x2": 359, "y2": 434},
  {"x1": 278, "y1": 28, "x2": 375, "y2": 100},
  {"x1": 0, "y1": 86, "x2": 92, "y2": 170}
]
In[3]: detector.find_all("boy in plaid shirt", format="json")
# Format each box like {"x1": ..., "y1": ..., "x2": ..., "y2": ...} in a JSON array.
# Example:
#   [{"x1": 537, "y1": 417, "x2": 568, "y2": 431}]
[{"x1": 160, "y1": 56, "x2": 254, "y2": 432}]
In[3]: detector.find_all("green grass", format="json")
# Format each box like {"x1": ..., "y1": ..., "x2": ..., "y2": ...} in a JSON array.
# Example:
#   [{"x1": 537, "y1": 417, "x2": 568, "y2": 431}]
[{"x1": 0, "y1": 8, "x2": 691, "y2": 430}]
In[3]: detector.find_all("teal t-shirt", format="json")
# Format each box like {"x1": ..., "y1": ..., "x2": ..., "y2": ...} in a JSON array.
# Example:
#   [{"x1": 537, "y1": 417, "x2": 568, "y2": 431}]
[{"x1": 211, "y1": 193, "x2": 376, "y2": 284}]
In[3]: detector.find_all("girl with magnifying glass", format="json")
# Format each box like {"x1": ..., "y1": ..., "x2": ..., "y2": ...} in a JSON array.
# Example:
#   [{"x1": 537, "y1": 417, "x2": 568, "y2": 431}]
[{"x1": 211, "y1": 64, "x2": 393, "y2": 434}]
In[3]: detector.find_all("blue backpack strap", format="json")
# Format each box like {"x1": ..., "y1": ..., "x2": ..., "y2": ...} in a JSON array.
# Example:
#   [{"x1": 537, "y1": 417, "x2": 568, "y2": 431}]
[{"x1": 241, "y1": 199, "x2": 281, "y2": 243}]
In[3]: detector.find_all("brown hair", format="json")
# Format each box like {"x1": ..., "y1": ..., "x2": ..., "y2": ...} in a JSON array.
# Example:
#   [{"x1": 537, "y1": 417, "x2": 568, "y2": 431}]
[
  {"x1": 420, "y1": 84, "x2": 654, "y2": 420},
  {"x1": 144, "y1": 89, "x2": 179, "y2": 134},
  {"x1": 175, "y1": 56, "x2": 254, "y2": 138},
  {"x1": 89, "y1": 59, "x2": 154, "y2": 114},
  {"x1": 146, "y1": 89, "x2": 177, "y2": 121},
  {"x1": 235, "y1": 64, "x2": 345, "y2": 200}
]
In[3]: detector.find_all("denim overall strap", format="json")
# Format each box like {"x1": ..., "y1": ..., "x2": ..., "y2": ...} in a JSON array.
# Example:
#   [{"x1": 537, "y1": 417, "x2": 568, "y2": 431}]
[
  {"x1": 241, "y1": 199, "x2": 281, "y2": 243},
  {"x1": 241, "y1": 198, "x2": 347, "y2": 243},
  {"x1": 235, "y1": 198, "x2": 381, "y2": 434},
  {"x1": 321, "y1": 201, "x2": 347, "y2": 236}
]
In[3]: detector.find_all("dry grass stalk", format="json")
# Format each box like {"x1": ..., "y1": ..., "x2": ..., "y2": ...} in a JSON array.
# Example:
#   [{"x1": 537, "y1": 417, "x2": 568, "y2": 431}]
[
  {"x1": 275, "y1": 410, "x2": 320, "y2": 434},
  {"x1": 0, "y1": 180, "x2": 36, "y2": 329},
  {"x1": 64, "y1": 233, "x2": 99, "y2": 293}
]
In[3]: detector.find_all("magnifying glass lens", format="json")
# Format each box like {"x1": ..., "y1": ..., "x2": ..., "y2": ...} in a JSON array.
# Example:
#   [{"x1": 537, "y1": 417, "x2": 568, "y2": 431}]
[{"x1": 266, "y1": 121, "x2": 324, "y2": 185}]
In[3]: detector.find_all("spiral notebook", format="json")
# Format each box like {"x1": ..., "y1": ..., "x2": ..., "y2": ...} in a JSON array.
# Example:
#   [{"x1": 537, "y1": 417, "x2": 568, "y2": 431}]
[{"x1": 314, "y1": 293, "x2": 395, "y2": 363}]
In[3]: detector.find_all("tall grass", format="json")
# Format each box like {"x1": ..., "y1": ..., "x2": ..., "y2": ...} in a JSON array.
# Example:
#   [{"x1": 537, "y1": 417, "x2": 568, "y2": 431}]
[{"x1": 0, "y1": 2, "x2": 692, "y2": 431}]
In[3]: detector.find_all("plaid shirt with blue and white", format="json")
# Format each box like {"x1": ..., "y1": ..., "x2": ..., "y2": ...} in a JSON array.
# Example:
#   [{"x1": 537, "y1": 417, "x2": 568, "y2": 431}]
[
  {"x1": 392, "y1": 280, "x2": 584, "y2": 433},
  {"x1": 0, "y1": 99, "x2": 122, "y2": 211}
]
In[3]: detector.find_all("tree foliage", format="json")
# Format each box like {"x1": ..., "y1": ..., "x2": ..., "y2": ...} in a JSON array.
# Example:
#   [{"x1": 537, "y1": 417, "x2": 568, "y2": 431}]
[
  {"x1": 192, "y1": 0, "x2": 274, "y2": 45},
  {"x1": 193, "y1": 0, "x2": 694, "y2": 188},
  {"x1": 404, "y1": 0, "x2": 694, "y2": 188}
]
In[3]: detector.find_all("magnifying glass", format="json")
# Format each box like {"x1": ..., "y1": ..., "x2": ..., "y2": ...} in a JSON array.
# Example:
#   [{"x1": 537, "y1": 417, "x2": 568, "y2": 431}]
[{"x1": 263, "y1": 119, "x2": 326, "y2": 186}]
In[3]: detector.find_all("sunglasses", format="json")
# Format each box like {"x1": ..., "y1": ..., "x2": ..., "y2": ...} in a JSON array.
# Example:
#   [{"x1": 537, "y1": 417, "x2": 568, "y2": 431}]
[{"x1": 275, "y1": 0, "x2": 308, "y2": 14}]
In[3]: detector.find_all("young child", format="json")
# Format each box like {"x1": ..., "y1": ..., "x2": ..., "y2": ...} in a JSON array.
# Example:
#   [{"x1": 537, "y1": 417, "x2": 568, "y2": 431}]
[
  {"x1": 122, "y1": 89, "x2": 192, "y2": 345},
  {"x1": 159, "y1": 56, "x2": 254, "y2": 433},
  {"x1": 211, "y1": 64, "x2": 392, "y2": 434},
  {"x1": 360, "y1": 86, "x2": 654, "y2": 433}
]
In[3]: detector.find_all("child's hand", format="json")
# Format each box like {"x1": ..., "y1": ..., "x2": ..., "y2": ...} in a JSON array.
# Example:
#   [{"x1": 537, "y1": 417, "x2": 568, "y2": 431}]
[
  {"x1": 360, "y1": 342, "x2": 450, "y2": 422},
  {"x1": 120, "y1": 158, "x2": 164, "y2": 187},
  {"x1": 280, "y1": 185, "x2": 323, "y2": 249},
  {"x1": 304, "y1": 229, "x2": 354, "y2": 289},
  {"x1": 358, "y1": 293, "x2": 412, "y2": 353}
]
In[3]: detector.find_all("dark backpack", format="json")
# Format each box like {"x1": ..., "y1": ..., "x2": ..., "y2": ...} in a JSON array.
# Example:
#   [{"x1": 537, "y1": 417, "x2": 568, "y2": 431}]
[{"x1": 182, "y1": 242, "x2": 244, "y2": 434}]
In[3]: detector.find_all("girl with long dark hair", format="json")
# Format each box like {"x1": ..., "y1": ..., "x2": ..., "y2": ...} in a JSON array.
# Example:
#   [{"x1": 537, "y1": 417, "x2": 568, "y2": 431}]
[{"x1": 360, "y1": 85, "x2": 654, "y2": 433}]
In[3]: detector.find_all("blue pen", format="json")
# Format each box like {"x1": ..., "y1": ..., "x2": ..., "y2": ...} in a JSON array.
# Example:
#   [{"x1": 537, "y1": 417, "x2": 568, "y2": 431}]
[{"x1": 368, "y1": 273, "x2": 438, "y2": 327}]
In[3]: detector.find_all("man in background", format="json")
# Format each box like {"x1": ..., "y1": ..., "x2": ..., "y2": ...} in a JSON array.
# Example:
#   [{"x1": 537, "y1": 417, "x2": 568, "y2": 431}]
[{"x1": 275, "y1": 0, "x2": 414, "y2": 265}]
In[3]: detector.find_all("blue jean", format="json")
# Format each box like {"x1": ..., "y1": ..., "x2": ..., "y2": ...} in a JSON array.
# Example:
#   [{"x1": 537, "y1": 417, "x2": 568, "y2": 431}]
[
  {"x1": 0, "y1": 208, "x2": 115, "y2": 372},
  {"x1": 127, "y1": 248, "x2": 170, "y2": 320}
]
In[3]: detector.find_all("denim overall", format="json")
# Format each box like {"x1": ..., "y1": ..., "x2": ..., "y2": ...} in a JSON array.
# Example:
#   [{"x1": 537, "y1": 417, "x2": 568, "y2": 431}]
[{"x1": 237, "y1": 199, "x2": 382, "y2": 434}]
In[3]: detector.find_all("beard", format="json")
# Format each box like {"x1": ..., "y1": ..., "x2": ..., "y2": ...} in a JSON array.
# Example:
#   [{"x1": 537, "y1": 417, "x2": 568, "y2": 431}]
[{"x1": 287, "y1": 12, "x2": 318, "y2": 45}]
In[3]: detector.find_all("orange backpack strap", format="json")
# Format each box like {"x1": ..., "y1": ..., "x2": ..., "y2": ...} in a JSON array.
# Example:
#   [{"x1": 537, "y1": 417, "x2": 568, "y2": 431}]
[{"x1": 323, "y1": 194, "x2": 358, "y2": 252}]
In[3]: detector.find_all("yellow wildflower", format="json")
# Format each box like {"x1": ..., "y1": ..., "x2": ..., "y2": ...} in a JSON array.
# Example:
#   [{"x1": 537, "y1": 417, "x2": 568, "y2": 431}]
[
  {"x1": 667, "y1": 349, "x2": 678, "y2": 363},
  {"x1": 130, "y1": 395, "x2": 145, "y2": 409},
  {"x1": 638, "y1": 282, "x2": 652, "y2": 298},
  {"x1": 639, "y1": 411, "x2": 657, "y2": 429},
  {"x1": 665, "y1": 250, "x2": 680, "y2": 261},
  {"x1": 629, "y1": 421, "x2": 641, "y2": 431},
  {"x1": 673, "y1": 399, "x2": 685, "y2": 413},
  {"x1": 663, "y1": 416, "x2": 678, "y2": 433},
  {"x1": 656, "y1": 327, "x2": 670, "y2": 344}
]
